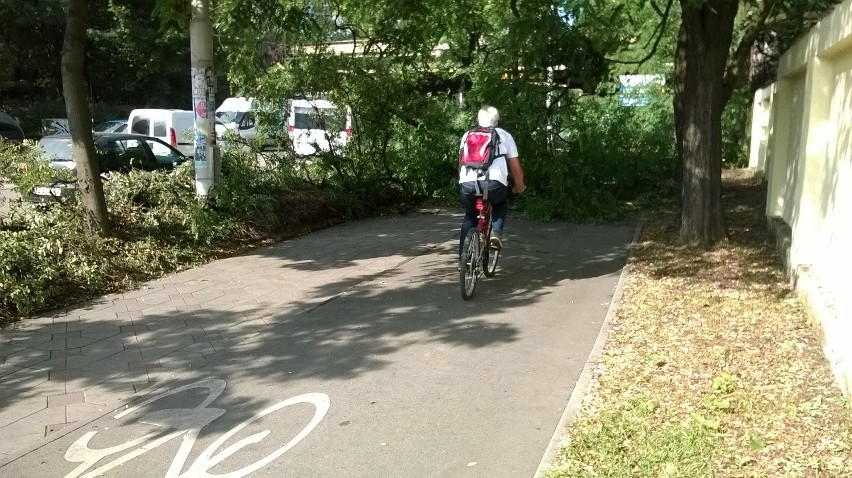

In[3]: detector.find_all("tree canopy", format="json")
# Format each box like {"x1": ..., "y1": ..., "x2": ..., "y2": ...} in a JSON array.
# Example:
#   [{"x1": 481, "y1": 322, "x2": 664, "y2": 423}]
[
  {"x1": 1, "y1": 0, "x2": 845, "y2": 243},
  {"x1": 0, "y1": 0, "x2": 193, "y2": 107}
]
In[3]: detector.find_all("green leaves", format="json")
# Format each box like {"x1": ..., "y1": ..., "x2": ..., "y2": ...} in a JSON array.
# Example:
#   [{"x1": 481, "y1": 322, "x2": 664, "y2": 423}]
[
  {"x1": 747, "y1": 434, "x2": 767, "y2": 451},
  {"x1": 690, "y1": 412, "x2": 721, "y2": 431},
  {"x1": 152, "y1": 0, "x2": 190, "y2": 28},
  {"x1": 0, "y1": 144, "x2": 345, "y2": 320},
  {"x1": 210, "y1": 0, "x2": 679, "y2": 223},
  {"x1": 0, "y1": 140, "x2": 74, "y2": 195},
  {"x1": 712, "y1": 372, "x2": 738, "y2": 394}
]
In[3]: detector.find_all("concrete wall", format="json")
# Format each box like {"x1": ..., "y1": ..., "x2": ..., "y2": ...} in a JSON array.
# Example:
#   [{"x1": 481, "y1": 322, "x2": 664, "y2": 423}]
[
  {"x1": 748, "y1": 84, "x2": 775, "y2": 171},
  {"x1": 755, "y1": 0, "x2": 852, "y2": 399}
]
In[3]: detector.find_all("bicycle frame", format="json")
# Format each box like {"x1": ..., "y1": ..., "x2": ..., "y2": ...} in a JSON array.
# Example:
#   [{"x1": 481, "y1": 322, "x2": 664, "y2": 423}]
[{"x1": 476, "y1": 197, "x2": 492, "y2": 244}]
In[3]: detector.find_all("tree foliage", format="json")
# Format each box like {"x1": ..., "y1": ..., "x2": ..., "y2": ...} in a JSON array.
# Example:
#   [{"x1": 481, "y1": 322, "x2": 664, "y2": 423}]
[
  {"x1": 213, "y1": 0, "x2": 641, "y2": 212},
  {"x1": 577, "y1": 0, "x2": 842, "y2": 245},
  {"x1": 0, "y1": 0, "x2": 66, "y2": 99},
  {"x1": 3, "y1": 0, "x2": 844, "y2": 243},
  {"x1": 0, "y1": 0, "x2": 194, "y2": 107},
  {"x1": 87, "y1": 0, "x2": 192, "y2": 107}
]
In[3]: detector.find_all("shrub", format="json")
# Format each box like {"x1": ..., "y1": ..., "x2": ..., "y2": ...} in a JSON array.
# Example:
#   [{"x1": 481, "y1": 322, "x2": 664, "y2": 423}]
[
  {"x1": 721, "y1": 88, "x2": 752, "y2": 169},
  {"x1": 0, "y1": 228, "x2": 64, "y2": 315},
  {"x1": 0, "y1": 139, "x2": 74, "y2": 195},
  {"x1": 0, "y1": 205, "x2": 111, "y2": 316},
  {"x1": 516, "y1": 86, "x2": 677, "y2": 221},
  {"x1": 0, "y1": 146, "x2": 349, "y2": 321},
  {"x1": 104, "y1": 162, "x2": 234, "y2": 245}
]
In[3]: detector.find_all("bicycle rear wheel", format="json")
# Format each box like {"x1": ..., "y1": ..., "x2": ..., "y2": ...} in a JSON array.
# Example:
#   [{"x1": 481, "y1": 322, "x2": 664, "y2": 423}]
[
  {"x1": 484, "y1": 245, "x2": 499, "y2": 277},
  {"x1": 459, "y1": 228, "x2": 482, "y2": 300}
]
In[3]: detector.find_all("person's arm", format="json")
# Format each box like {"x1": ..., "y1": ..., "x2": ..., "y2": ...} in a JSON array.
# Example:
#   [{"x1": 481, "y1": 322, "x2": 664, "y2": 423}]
[
  {"x1": 457, "y1": 133, "x2": 467, "y2": 172},
  {"x1": 507, "y1": 157, "x2": 526, "y2": 194}
]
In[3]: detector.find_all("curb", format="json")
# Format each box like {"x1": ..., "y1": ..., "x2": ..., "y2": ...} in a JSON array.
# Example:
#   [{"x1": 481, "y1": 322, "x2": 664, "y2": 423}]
[{"x1": 533, "y1": 221, "x2": 643, "y2": 478}]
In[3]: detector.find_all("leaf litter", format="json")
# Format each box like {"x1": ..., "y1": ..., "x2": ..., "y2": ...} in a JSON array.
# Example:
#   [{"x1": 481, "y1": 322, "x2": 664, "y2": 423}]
[{"x1": 547, "y1": 170, "x2": 852, "y2": 478}]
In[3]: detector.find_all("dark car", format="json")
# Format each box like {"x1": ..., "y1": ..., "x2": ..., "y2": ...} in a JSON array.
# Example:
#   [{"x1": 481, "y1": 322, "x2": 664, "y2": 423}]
[
  {"x1": 31, "y1": 133, "x2": 188, "y2": 203},
  {"x1": 39, "y1": 133, "x2": 187, "y2": 173},
  {"x1": 0, "y1": 112, "x2": 25, "y2": 142}
]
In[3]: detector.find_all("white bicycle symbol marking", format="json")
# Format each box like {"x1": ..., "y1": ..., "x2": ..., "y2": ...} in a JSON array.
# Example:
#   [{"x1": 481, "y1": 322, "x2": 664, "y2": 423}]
[{"x1": 63, "y1": 379, "x2": 330, "y2": 478}]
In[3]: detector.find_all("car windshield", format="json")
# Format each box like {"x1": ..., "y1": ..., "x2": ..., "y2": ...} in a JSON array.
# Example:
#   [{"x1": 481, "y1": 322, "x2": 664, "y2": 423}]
[
  {"x1": 40, "y1": 137, "x2": 74, "y2": 161},
  {"x1": 216, "y1": 111, "x2": 242, "y2": 124},
  {"x1": 1, "y1": 113, "x2": 24, "y2": 140}
]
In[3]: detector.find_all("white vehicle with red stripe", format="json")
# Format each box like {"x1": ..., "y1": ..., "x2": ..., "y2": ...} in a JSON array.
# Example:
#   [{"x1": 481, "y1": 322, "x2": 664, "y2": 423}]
[
  {"x1": 212, "y1": 96, "x2": 353, "y2": 156},
  {"x1": 128, "y1": 109, "x2": 195, "y2": 158}
]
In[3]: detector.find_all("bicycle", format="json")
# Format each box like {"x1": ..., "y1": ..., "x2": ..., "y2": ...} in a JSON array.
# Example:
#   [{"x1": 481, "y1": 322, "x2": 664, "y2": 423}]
[{"x1": 459, "y1": 189, "x2": 499, "y2": 300}]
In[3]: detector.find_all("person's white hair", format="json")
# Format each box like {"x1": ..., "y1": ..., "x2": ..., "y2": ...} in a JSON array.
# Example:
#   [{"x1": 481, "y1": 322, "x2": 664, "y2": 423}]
[{"x1": 477, "y1": 106, "x2": 500, "y2": 127}]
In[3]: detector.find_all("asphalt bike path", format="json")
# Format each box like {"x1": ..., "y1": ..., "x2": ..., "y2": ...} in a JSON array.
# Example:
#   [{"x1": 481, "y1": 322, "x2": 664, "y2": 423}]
[{"x1": 0, "y1": 211, "x2": 635, "y2": 478}]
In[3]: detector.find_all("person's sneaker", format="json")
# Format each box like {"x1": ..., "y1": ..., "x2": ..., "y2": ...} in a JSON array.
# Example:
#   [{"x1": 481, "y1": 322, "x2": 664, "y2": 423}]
[{"x1": 490, "y1": 233, "x2": 503, "y2": 250}]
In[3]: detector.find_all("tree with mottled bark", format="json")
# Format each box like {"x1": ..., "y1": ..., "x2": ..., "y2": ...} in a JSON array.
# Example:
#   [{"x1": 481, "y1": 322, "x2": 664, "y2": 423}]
[
  {"x1": 62, "y1": 0, "x2": 110, "y2": 235},
  {"x1": 671, "y1": 0, "x2": 841, "y2": 246},
  {"x1": 673, "y1": 0, "x2": 738, "y2": 246}
]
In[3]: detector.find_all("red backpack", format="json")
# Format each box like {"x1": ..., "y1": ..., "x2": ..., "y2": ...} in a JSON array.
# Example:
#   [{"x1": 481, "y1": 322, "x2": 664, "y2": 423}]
[{"x1": 459, "y1": 126, "x2": 503, "y2": 172}]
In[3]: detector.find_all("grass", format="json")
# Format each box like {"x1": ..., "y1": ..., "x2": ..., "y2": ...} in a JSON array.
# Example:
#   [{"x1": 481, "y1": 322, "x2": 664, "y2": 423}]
[
  {"x1": 551, "y1": 404, "x2": 717, "y2": 477},
  {"x1": 546, "y1": 169, "x2": 852, "y2": 478}
]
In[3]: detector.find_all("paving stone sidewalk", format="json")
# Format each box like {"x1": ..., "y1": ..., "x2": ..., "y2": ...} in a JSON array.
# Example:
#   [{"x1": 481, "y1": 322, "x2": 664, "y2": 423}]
[{"x1": 0, "y1": 212, "x2": 460, "y2": 464}]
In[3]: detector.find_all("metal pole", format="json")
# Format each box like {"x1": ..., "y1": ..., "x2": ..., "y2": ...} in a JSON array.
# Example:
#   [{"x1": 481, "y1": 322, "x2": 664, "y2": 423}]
[{"x1": 190, "y1": 0, "x2": 218, "y2": 197}]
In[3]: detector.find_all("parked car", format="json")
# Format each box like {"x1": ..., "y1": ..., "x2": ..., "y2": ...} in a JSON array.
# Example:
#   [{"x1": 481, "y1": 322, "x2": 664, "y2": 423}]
[
  {"x1": 128, "y1": 109, "x2": 195, "y2": 157},
  {"x1": 93, "y1": 119, "x2": 128, "y2": 134},
  {"x1": 214, "y1": 96, "x2": 352, "y2": 155},
  {"x1": 288, "y1": 98, "x2": 352, "y2": 156},
  {"x1": 215, "y1": 96, "x2": 278, "y2": 149},
  {"x1": 215, "y1": 96, "x2": 255, "y2": 141},
  {"x1": 42, "y1": 118, "x2": 70, "y2": 136},
  {"x1": 31, "y1": 133, "x2": 188, "y2": 204},
  {"x1": 0, "y1": 112, "x2": 25, "y2": 142}
]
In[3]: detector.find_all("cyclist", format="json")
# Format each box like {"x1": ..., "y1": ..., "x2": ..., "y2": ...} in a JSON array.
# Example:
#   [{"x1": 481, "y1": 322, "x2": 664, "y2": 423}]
[{"x1": 458, "y1": 105, "x2": 526, "y2": 257}]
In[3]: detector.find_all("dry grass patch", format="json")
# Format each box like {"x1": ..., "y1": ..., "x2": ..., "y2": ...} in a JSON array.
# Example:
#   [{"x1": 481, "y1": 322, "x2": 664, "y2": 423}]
[{"x1": 547, "y1": 170, "x2": 852, "y2": 478}]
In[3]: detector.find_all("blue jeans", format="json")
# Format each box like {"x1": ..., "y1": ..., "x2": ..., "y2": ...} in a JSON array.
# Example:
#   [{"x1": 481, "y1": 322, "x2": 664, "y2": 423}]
[{"x1": 459, "y1": 180, "x2": 507, "y2": 256}]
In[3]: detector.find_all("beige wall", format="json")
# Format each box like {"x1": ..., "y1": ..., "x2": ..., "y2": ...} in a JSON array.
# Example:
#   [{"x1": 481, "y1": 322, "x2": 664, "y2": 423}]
[
  {"x1": 748, "y1": 84, "x2": 775, "y2": 171},
  {"x1": 756, "y1": 0, "x2": 852, "y2": 398}
]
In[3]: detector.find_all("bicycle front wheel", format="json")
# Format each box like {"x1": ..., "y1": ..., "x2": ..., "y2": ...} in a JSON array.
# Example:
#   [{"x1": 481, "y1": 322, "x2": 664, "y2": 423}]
[{"x1": 459, "y1": 228, "x2": 482, "y2": 300}]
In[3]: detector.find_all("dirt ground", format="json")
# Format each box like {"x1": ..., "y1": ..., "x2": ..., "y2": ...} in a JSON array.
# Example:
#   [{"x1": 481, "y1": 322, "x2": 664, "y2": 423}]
[{"x1": 549, "y1": 169, "x2": 852, "y2": 477}]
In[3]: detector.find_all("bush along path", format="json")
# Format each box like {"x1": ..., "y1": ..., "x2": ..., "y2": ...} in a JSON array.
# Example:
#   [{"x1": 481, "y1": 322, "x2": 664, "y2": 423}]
[
  {"x1": 546, "y1": 170, "x2": 852, "y2": 478},
  {"x1": 0, "y1": 145, "x2": 354, "y2": 325}
]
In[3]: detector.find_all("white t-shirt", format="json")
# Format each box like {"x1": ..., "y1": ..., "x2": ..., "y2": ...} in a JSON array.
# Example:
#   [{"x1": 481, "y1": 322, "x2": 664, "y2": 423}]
[{"x1": 458, "y1": 127, "x2": 519, "y2": 186}]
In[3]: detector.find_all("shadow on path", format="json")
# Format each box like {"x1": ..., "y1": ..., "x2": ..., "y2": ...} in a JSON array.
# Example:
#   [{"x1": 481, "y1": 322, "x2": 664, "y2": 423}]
[{"x1": 0, "y1": 212, "x2": 635, "y2": 474}]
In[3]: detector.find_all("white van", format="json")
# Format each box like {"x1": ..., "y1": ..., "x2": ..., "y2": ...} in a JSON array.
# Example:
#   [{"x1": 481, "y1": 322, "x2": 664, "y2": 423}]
[
  {"x1": 288, "y1": 99, "x2": 352, "y2": 156},
  {"x1": 215, "y1": 97, "x2": 256, "y2": 142},
  {"x1": 128, "y1": 109, "x2": 195, "y2": 157}
]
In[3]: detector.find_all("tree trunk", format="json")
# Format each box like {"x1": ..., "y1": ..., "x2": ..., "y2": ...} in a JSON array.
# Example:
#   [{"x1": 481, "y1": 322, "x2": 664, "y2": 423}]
[
  {"x1": 673, "y1": 0, "x2": 738, "y2": 247},
  {"x1": 62, "y1": 0, "x2": 110, "y2": 235}
]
